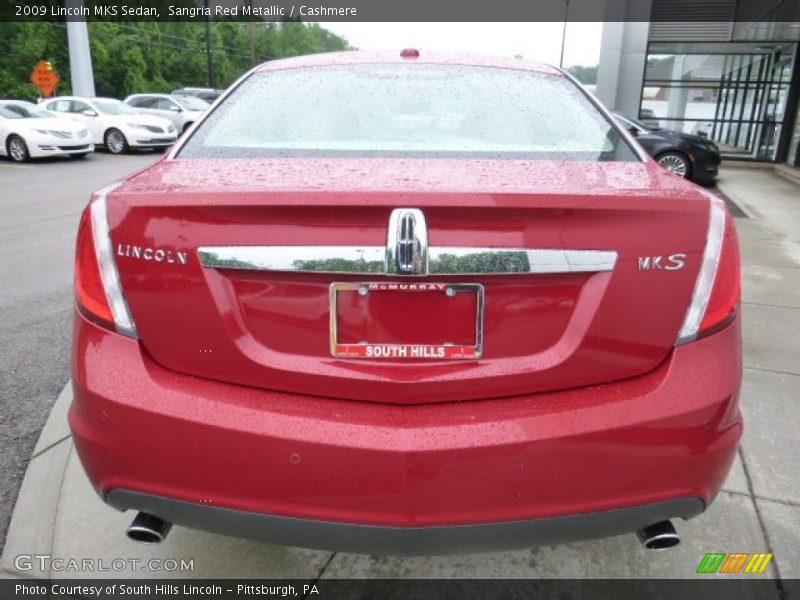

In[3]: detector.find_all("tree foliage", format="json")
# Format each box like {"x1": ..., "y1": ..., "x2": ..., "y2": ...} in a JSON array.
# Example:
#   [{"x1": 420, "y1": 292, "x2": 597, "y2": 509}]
[
  {"x1": 0, "y1": 21, "x2": 350, "y2": 100},
  {"x1": 566, "y1": 65, "x2": 597, "y2": 85}
]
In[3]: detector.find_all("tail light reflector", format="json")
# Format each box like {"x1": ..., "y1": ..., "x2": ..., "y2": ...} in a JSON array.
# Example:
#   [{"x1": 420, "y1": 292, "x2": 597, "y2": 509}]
[
  {"x1": 677, "y1": 196, "x2": 740, "y2": 344},
  {"x1": 74, "y1": 182, "x2": 137, "y2": 337}
]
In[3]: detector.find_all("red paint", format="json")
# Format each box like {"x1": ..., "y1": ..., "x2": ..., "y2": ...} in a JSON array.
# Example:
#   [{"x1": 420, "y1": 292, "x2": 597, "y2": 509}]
[{"x1": 104, "y1": 161, "x2": 712, "y2": 404}]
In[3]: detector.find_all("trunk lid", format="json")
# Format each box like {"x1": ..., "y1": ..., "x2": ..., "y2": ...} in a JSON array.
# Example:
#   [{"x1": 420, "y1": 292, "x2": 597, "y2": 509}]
[{"x1": 109, "y1": 158, "x2": 710, "y2": 404}]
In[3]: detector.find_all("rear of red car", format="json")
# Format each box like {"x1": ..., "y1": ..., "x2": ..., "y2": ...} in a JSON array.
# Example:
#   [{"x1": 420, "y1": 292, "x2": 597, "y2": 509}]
[{"x1": 69, "y1": 52, "x2": 742, "y2": 553}]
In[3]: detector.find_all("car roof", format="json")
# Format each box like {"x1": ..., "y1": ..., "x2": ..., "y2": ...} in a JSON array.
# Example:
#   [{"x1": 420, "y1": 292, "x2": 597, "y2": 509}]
[
  {"x1": 45, "y1": 96, "x2": 119, "y2": 102},
  {"x1": 254, "y1": 51, "x2": 562, "y2": 75}
]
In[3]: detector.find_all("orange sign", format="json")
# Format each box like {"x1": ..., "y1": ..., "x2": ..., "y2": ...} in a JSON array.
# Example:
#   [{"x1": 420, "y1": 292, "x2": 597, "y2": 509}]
[{"x1": 30, "y1": 60, "x2": 61, "y2": 97}]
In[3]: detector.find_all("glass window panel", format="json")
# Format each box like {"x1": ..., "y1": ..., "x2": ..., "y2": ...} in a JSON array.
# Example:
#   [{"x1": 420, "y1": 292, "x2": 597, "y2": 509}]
[
  {"x1": 652, "y1": 119, "x2": 711, "y2": 135},
  {"x1": 757, "y1": 124, "x2": 782, "y2": 160},
  {"x1": 787, "y1": 107, "x2": 800, "y2": 167},
  {"x1": 641, "y1": 86, "x2": 720, "y2": 120},
  {"x1": 645, "y1": 54, "x2": 726, "y2": 82},
  {"x1": 642, "y1": 43, "x2": 797, "y2": 163}
]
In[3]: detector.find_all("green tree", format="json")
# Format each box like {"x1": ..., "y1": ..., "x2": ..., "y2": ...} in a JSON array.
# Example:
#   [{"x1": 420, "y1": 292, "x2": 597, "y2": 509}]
[
  {"x1": 567, "y1": 65, "x2": 598, "y2": 85},
  {"x1": 0, "y1": 21, "x2": 350, "y2": 101}
]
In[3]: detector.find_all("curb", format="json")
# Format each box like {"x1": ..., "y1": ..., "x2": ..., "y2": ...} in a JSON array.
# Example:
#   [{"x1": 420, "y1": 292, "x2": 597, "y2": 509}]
[{"x1": 0, "y1": 383, "x2": 74, "y2": 578}]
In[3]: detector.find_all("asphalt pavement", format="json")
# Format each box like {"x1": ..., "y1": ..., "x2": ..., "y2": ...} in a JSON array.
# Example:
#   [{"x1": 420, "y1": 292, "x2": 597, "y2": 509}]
[{"x1": 0, "y1": 152, "x2": 160, "y2": 553}]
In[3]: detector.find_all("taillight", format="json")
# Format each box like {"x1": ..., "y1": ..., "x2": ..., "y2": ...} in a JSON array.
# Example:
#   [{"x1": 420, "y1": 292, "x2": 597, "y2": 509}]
[
  {"x1": 677, "y1": 196, "x2": 740, "y2": 344},
  {"x1": 74, "y1": 182, "x2": 137, "y2": 337}
]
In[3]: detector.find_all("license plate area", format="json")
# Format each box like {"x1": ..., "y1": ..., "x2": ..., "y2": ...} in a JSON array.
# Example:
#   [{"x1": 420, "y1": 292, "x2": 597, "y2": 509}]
[{"x1": 330, "y1": 282, "x2": 484, "y2": 360}]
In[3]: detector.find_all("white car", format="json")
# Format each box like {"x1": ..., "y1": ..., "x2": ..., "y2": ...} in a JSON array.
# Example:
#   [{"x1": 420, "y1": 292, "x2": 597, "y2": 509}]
[
  {"x1": 40, "y1": 96, "x2": 177, "y2": 154},
  {"x1": 124, "y1": 93, "x2": 209, "y2": 134},
  {"x1": 691, "y1": 121, "x2": 714, "y2": 139},
  {"x1": 0, "y1": 100, "x2": 93, "y2": 162}
]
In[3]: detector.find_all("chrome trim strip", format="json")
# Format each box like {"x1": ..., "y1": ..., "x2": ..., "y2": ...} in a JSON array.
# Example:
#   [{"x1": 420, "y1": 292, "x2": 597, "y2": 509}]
[
  {"x1": 428, "y1": 248, "x2": 617, "y2": 275},
  {"x1": 198, "y1": 246, "x2": 386, "y2": 274},
  {"x1": 198, "y1": 246, "x2": 617, "y2": 275}
]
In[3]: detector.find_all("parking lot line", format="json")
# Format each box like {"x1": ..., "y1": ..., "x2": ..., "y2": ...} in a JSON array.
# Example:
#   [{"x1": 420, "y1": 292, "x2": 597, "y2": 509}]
[{"x1": 0, "y1": 163, "x2": 34, "y2": 169}]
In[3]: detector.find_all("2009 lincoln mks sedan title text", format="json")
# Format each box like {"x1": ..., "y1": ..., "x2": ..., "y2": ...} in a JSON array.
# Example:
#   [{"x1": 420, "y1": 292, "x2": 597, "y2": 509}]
[{"x1": 70, "y1": 51, "x2": 742, "y2": 554}]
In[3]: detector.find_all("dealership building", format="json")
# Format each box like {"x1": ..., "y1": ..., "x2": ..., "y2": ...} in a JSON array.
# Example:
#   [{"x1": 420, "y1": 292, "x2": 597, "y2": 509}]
[{"x1": 596, "y1": 0, "x2": 800, "y2": 168}]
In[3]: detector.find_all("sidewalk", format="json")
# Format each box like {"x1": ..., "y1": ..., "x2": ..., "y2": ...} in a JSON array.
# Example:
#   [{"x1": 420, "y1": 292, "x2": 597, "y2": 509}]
[{"x1": 2, "y1": 167, "x2": 799, "y2": 582}]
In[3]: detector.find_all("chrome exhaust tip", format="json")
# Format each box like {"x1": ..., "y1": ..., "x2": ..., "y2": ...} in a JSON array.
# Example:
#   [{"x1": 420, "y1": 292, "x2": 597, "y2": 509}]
[
  {"x1": 637, "y1": 520, "x2": 680, "y2": 550},
  {"x1": 126, "y1": 512, "x2": 172, "y2": 544}
]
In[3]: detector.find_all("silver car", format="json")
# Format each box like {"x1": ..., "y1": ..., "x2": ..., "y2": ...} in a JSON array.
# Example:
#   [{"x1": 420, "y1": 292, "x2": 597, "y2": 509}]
[{"x1": 124, "y1": 94, "x2": 209, "y2": 134}]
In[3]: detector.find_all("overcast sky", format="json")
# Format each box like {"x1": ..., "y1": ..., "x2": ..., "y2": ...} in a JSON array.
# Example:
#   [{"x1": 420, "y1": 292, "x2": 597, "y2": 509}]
[{"x1": 319, "y1": 23, "x2": 604, "y2": 67}]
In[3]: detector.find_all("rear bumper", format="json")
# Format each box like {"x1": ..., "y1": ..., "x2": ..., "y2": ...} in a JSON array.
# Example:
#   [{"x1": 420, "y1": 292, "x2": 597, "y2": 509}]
[
  {"x1": 70, "y1": 312, "x2": 742, "y2": 552},
  {"x1": 692, "y1": 149, "x2": 721, "y2": 182},
  {"x1": 107, "y1": 490, "x2": 703, "y2": 555},
  {"x1": 696, "y1": 164, "x2": 720, "y2": 183}
]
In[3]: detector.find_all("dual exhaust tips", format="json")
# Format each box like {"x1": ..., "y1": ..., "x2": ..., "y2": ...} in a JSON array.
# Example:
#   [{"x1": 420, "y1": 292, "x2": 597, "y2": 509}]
[
  {"x1": 126, "y1": 512, "x2": 172, "y2": 544},
  {"x1": 637, "y1": 520, "x2": 681, "y2": 550},
  {"x1": 125, "y1": 512, "x2": 680, "y2": 550}
]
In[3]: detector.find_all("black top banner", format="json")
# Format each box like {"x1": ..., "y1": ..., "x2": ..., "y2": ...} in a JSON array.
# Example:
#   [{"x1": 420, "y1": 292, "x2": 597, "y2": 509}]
[{"x1": 4, "y1": 0, "x2": 797, "y2": 22}]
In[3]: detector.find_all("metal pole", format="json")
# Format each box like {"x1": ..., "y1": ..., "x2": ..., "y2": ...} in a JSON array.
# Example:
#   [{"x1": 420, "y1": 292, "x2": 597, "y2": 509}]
[
  {"x1": 204, "y1": 0, "x2": 216, "y2": 88},
  {"x1": 65, "y1": 0, "x2": 95, "y2": 96},
  {"x1": 559, "y1": 0, "x2": 569, "y2": 69},
  {"x1": 249, "y1": 0, "x2": 258, "y2": 67}
]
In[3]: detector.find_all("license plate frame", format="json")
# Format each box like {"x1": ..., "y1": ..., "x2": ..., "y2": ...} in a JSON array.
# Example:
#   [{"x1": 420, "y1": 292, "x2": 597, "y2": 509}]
[{"x1": 329, "y1": 282, "x2": 484, "y2": 360}]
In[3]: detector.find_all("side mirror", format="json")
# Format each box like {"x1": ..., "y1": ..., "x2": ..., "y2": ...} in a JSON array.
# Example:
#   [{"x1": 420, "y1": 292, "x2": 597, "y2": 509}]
[
  {"x1": 82, "y1": 109, "x2": 98, "y2": 117},
  {"x1": 169, "y1": 105, "x2": 181, "y2": 112},
  {"x1": 627, "y1": 126, "x2": 639, "y2": 137}
]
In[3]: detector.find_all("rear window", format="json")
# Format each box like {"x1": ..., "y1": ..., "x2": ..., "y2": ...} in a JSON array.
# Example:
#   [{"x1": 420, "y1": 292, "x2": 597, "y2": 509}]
[
  {"x1": 178, "y1": 64, "x2": 638, "y2": 162},
  {"x1": 174, "y1": 95, "x2": 210, "y2": 111}
]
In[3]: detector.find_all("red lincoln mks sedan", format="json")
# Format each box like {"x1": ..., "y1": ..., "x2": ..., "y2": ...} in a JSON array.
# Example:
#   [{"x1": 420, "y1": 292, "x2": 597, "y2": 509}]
[{"x1": 70, "y1": 51, "x2": 742, "y2": 554}]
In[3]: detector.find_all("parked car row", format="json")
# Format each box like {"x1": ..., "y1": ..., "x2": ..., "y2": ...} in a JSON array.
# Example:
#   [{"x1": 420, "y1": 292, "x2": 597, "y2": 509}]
[
  {"x1": 0, "y1": 92, "x2": 213, "y2": 162},
  {"x1": 125, "y1": 93, "x2": 209, "y2": 134},
  {"x1": 171, "y1": 86, "x2": 225, "y2": 104}
]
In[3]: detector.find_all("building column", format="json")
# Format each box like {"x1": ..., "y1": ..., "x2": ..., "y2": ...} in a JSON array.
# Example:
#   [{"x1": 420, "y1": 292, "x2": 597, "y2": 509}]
[
  {"x1": 66, "y1": 0, "x2": 95, "y2": 97},
  {"x1": 595, "y1": 0, "x2": 652, "y2": 117},
  {"x1": 666, "y1": 56, "x2": 689, "y2": 122}
]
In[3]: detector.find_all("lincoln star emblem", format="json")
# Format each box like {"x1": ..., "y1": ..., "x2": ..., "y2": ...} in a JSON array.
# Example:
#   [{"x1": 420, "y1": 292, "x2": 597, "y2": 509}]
[{"x1": 386, "y1": 208, "x2": 428, "y2": 275}]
